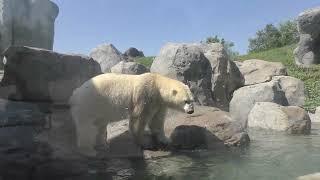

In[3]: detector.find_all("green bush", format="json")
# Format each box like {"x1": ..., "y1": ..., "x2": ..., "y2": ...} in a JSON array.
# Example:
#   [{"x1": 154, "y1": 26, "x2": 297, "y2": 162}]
[{"x1": 238, "y1": 44, "x2": 320, "y2": 111}]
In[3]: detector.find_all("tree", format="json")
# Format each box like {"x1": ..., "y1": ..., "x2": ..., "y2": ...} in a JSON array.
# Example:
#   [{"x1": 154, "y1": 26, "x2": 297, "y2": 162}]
[
  {"x1": 279, "y1": 20, "x2": 299, "y2": 45},
  {"x1": 205, "y1": 35, "x2": 239, "y2": 60},
  {"x1": 248, "y1": 20, "x2": 299, "y2": 53},
  {"x1": 248, "y1": 24, "x2": 282, "y2": 52}
]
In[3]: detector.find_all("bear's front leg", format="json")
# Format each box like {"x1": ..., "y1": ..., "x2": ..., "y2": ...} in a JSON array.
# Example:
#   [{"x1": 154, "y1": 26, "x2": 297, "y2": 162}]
[{"x1": 148, "y1": 109, "x2": 170, "y2": 149}]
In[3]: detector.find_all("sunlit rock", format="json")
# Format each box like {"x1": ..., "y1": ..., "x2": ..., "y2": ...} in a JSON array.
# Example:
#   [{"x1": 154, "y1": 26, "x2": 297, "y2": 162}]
[
  {"x1": 248, "y1": 102, "x2": 311, "y2": 134},
  {"x1": 90, "y1": 44, "x2": 124, "y2": 73},
  {"x1": 239, "y1": 59, "x2": 287, "y2": 85}
]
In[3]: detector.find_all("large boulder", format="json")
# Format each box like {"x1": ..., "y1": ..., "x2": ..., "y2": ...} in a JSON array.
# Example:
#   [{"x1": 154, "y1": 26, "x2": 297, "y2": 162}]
[
  {"x1": 248, "y1": 102, "x2": 311, "y2": 134},
  {"x1": 0, "y1": 46, "x2": 102, "y2": 104},
  {"x1": 165, "y1": 106, "x2": 250, "y2": 148},
  {"x1": 239, "y1": 59, "x2": 287, "y2": 85},
  {"x1": 272, "y1": 76, "x2": 306, "y2": 107},
  {"x1": 111, "y1": 61, "x2": 148, "y2": 75},
  {"x1": 106, "y1": 106, "x2": 250, "y2": 158},
  {"x1": 230, "y1": 80, "x2": 288, "y2": 127},
  {"x1": 90, "y1": 44, "x2": 123, "y2": 73},
  {"x1": 150, "y1": 43, "x2": 214, "y2": 106},
  {"x1": 294, "y1": 7, "x2": 320, "y2": 67},
  {"x1": 0, "y1": 0, "x2": 58, "y2": 54},
  {"x1": 199, "y1": 43, "x2": 244, "y2": 110}
]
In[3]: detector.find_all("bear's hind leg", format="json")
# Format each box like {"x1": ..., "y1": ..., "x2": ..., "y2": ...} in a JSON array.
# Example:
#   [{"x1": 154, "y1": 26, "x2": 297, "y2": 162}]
[{"x1": 75, "y1": 120, "x2": 99, "y2": 156}]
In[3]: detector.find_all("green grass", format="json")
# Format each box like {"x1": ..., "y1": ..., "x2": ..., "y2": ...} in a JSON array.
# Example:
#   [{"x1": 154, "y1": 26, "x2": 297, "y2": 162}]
[
  {"x1": 134, "y1": 56, "x2": 155, "y2": 68},
  {"x1": 237, "y1": 44, "x2": 320, "y2": 111}
]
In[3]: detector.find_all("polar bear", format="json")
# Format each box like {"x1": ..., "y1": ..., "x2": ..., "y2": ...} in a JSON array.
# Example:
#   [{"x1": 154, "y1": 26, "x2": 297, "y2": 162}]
[{"x1": 69, "y1": 73, "x2": 194, "y2": 156}]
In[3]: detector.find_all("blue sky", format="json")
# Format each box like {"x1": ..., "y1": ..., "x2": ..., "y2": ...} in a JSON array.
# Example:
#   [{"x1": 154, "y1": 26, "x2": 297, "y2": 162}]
[{"x1": 51, "y1": 0, "x2": 319, "y2": 56}]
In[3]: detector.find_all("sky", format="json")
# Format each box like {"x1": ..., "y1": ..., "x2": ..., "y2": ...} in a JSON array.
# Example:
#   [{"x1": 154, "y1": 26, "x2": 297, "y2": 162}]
[{"x1": 51, "y1": 0, "x2": 320, "y2": 56}]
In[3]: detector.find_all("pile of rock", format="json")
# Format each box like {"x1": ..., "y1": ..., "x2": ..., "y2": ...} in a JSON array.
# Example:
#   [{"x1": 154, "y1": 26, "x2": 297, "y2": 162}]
[
  {"x1": 231, "y1": 59, "x2": 310, "y2": 134},
  {"x1": 90, "y1": 44, "x2": 148, "y2": 74}
]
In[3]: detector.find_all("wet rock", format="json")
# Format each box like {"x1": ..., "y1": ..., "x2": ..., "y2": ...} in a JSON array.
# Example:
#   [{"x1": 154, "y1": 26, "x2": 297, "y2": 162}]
[
  {"x1": 239, "y1": 59, "x2": 287, "y2": 85},
  {"x1": 230, "y1": 80, "x2": 288, "y2": 127},
  {"x1": 151, "y1": 43, "x2": 214, "y2": 106},
  {"x1": 1, "y1": 46, "x2": 102, "y2": 104},
  {"x1": 90, "y1": 44, "x2": 123, "y2": 73},
  {"x1": 248, "y1": 102, "x2": 311, "y2": 134},
  {"x1": 32, "y1": 160, "x2": 89, "y2": 180},
  {"x1": 294, "y1": 7, "x2": 320, "y2": 67},
  {"x1": 111, "y1": 61, "x2": 148, "y2": 75}
]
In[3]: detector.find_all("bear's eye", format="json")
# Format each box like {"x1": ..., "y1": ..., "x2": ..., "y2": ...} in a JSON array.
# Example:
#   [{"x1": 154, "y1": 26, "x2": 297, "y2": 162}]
[{"x1": 184, "y1": 100, "x2": 190, "y2": 104}]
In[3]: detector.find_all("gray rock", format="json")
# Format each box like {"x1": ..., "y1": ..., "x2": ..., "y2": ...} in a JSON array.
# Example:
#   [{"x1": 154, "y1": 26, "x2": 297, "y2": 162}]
[
  {"x1": 199, "y1": 43, "x2": 244, "y2": 110},
  {"x1": 230, "y1": 80, "x2": 288, "y2": 127},
  {"x1": 239, "y1": 59, "x2": 287, "y2": 85},
  {"x1": 105, "y1": 106, "x2": 250, "y2": 158},
  {"x1": 150, "y1": 43, "x2": 214, "y2": 106},
  {"x1": 0, "y1": 0, "x2": 58, "y2": 54},
  {"x1": 248, "y1": 102, "x2": 311, "y2": 134},
  {"x1": 123, "y1": 47, "x2": 144, "y2": 58},
  {"x1": 165, "y1": 106, "x2": 250, "y2": 148},
  {"x1": 90, "y1": 44, "x2": 123, "y2": 73},
  {"x1": 111, "y1": 61, "x2": 148, "y2": 75},
  {"x1": 294, "y1": 7, "x2": 320, "y2": 67},
  {"x1": 272, "y1": 76, "x2": 306, "y2": 107},
  {"x1": 1, "y1": 46, "x2": 102, "y2": 104}
]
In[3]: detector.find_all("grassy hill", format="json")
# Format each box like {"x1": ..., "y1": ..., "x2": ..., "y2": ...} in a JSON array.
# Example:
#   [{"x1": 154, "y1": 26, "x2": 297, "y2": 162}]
[
  {"x1": 237, "y1": 44, "x2": 320, "y2": 111},
  {"x1": 135, "y1": 56, "x2": 155, "y2": 68}
]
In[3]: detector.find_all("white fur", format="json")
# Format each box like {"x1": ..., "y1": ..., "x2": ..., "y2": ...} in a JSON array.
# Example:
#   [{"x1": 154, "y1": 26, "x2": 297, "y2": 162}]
[{"x1": 69, "y1": 73, "x2": 194, "y2": 156}]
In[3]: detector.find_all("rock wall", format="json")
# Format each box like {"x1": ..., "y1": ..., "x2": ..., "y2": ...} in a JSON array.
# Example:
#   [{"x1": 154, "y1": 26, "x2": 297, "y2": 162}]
[
  {"x1": 0, "y1": 0, "x2": 58, "y2": 54},
  {"x1": 0, "y1": 46, "x2": 102, "y2": 104}
]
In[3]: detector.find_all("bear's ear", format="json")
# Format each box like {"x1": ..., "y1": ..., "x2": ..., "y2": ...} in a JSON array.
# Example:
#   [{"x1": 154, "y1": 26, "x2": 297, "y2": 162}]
[{"x1": 172, "y1": 89, "x2": 178, "y2": 96}]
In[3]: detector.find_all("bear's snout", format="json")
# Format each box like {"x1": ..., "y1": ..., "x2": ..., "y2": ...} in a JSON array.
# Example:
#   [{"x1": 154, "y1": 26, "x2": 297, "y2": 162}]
[{"x1": 184, "y1": 103, "x2": 194, "y2": 114}]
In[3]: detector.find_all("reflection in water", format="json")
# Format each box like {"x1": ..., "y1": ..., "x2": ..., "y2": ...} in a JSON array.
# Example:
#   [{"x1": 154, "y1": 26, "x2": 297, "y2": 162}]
[{"x1": 132, "y1": 124, "x2": 320, "y2": 180}]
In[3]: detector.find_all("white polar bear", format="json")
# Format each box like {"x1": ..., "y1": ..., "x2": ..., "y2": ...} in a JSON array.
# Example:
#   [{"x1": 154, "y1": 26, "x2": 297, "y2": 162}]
[{"x1": 69, "y1": 73, "x2": 194, "y2": 156}]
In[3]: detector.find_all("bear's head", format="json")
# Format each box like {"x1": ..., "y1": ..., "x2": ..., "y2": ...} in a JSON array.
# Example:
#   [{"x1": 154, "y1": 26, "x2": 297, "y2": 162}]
[{"x1": 170, "y1": 84, "x2": 194, "y2": 114}]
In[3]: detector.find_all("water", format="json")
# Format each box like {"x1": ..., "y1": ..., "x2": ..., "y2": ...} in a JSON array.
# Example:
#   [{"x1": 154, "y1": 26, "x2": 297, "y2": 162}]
[{"x1": 132, "y1": 123, "x2": 320, "y2": 180}]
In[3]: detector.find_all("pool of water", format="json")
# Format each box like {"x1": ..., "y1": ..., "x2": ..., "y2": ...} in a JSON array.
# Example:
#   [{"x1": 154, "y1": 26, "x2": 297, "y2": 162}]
[{"x1": 131, "y1": 123, "x2": 320, "y2": 180}]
